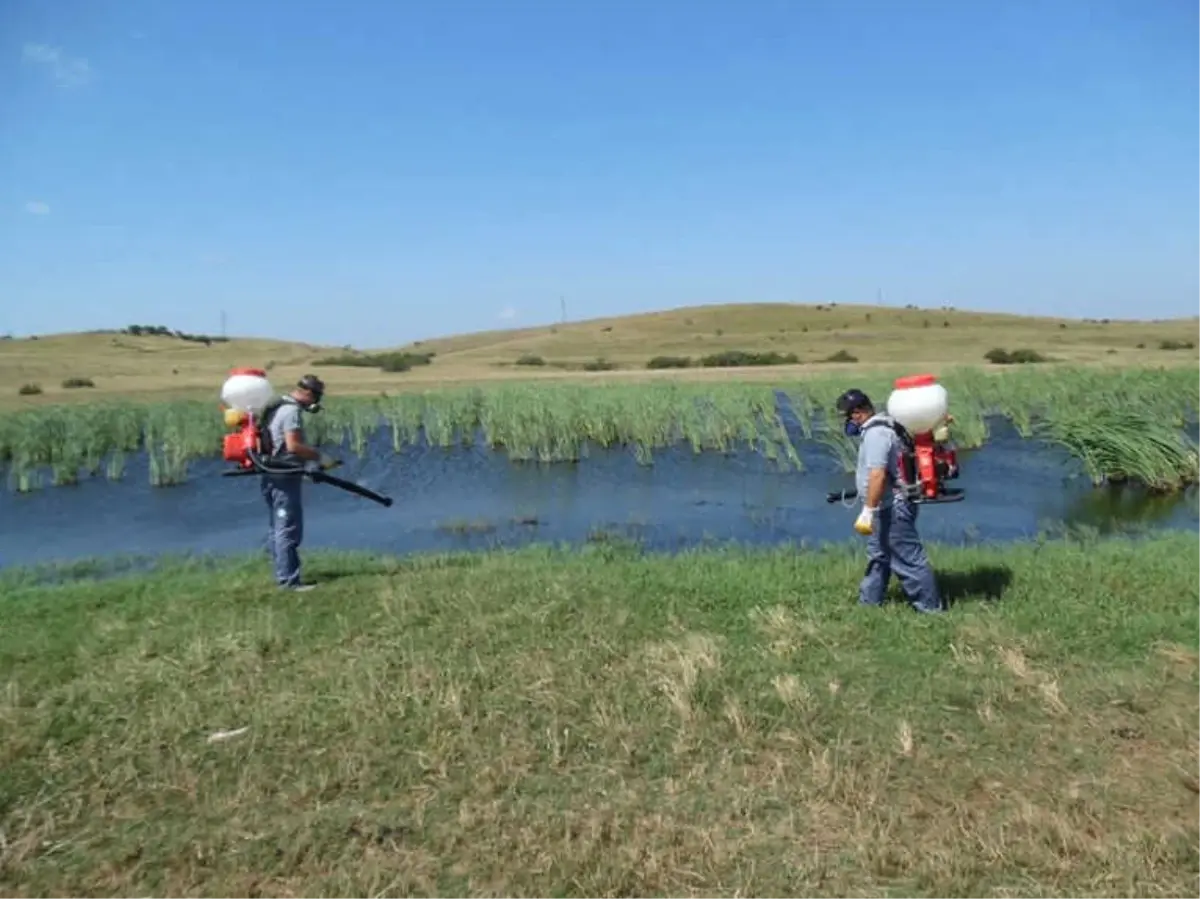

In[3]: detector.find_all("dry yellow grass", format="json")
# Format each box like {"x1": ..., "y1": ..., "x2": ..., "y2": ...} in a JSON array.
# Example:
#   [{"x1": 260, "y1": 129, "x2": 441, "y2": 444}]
[{"x1": 1, "y1": 302, "x2": 1196, "y2": 407}]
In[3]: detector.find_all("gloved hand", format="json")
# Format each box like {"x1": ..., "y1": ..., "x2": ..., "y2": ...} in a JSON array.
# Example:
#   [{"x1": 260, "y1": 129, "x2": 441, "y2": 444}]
[
  {"x1": 854, "y1": 505, "x2": 877, "y2": 535},
  {"x1": 317, "y1": 452, "x2": 341, "y2": 471}
]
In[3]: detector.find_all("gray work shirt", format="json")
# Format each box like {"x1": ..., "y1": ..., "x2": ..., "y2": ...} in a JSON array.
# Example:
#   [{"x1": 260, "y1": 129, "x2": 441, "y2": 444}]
[
  {"x1": 265, "y1": 398, "x2": 304, "y2": 459},
  {"x1": 855, "y1": 413, "x2": 901, "y2": 509}
]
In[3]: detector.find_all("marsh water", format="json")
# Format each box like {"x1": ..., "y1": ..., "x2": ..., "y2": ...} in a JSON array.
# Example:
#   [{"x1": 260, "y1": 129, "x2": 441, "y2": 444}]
[{"x1": 1, "y1": 417, "x2": 1196, "y2": 571}]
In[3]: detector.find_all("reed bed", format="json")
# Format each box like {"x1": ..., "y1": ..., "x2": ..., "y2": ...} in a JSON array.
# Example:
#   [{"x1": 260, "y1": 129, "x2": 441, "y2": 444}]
[{"x1": 1, "y1": 365, "x2": 1196, "y2": 492}]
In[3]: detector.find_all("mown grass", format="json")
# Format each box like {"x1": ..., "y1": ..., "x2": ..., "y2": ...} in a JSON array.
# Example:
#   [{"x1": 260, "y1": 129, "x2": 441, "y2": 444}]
[
  {"x1": 0, "y1": 365, "x2": 1196, "y2": 491},
  {"x1": 0, "y1": 533, "x2": 1196, "y2": 896}
]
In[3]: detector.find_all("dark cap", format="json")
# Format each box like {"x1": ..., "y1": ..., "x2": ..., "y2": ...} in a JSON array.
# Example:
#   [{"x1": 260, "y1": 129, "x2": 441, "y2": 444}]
[
  {"x1": 297, "y1": 374, "x2": 325, "y2": 398},
  {"x1": 835, "y1": 388, "x2": 871, "y2": 416}
]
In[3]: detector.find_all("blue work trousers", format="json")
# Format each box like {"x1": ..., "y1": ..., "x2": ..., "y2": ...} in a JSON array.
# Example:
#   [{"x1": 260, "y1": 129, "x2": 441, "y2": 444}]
[
  {"x1": 261, "y1": 474, "x2": 304, "y2": 587},
  {"x1": 859, "y1": 500, "x2": 943, "y2": 612}
]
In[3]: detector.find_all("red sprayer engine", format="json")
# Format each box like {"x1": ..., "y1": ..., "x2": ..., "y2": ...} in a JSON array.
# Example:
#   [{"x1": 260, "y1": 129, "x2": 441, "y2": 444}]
[
  {"x1": 888, "y1": 374, "x2": 963, "y2": 504},
  {"x1": 219, "y1": 367, "x2": 275, "y2": 470}
]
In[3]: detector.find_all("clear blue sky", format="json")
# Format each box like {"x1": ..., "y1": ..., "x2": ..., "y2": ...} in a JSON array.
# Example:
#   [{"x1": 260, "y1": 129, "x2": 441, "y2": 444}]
[{"x1": 2, "y1": 0, "x2": 1196, "y2": 347}]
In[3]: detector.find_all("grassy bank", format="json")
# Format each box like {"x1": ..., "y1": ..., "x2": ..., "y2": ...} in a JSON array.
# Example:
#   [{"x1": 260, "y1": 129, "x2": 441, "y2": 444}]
[
  {"x1": 0, "y1": 533, "x2": 1196, "y2": 896},
  {"x1": 1, "y1": 365, "x2": 1197, "y2": 492}
]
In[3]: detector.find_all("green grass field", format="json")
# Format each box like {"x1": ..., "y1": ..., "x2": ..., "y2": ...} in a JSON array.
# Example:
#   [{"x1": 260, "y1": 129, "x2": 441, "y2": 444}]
[{"x1": 1, "y1": 533, "x2": 1197, "y2": 896}]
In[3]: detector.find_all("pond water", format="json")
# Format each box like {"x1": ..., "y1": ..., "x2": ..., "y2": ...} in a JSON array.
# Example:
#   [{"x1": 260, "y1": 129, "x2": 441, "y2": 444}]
[{"x1": 1, "y1": 418, "x2": 1196, "y2": 571}]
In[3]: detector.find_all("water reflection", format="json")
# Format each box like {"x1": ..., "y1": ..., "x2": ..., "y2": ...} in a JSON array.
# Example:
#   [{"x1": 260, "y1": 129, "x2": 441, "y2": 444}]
[{"x1": 0, "y1": 437, "x2": 1196, "y2": 571}]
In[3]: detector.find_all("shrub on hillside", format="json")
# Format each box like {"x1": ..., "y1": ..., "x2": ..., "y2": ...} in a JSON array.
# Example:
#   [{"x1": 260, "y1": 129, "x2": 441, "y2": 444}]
[
  {"x1": 123, "y1": 324, "x2": 229, "y2": 345},
  {"x1": 649, "y1": 354, "x2": 692, "y2": 369},
  {"x1": 18, "y1": 383, "x2": 42, "y2": 396},
  {"x1": 699, "y1": 350, "x2": 799, "y2": 368},
  {"x1": 314, "y1": 351, "x2": 434, "y2": 372},
  {"x1": 582, "y1": 358, "x2": 617, "y2": 372},
  {"x1": 516, "y1": 354, "x2": 546, "y2": 366},
  {"x1": 1159, "y1": 339, "x2": 1195, "y2": 351},
  {"x1": 821, "y1": 349, "x2": 858, "y2": 363},
  {"x1": 985, "y1": 347, "x2": 1049, "y2": 365},
  {"x1": 62, "y1": 377, "x2": 95, "y2": 389}
]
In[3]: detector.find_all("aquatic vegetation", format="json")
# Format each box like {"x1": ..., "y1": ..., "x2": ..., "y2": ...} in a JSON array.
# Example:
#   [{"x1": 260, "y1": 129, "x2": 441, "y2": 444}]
[
  {"x1": 1, "y1": 365, "x2": 1196, "y2": 492},
  {"x1": 1038, "y1": 409, "x2": 1199, "y2": 492}
]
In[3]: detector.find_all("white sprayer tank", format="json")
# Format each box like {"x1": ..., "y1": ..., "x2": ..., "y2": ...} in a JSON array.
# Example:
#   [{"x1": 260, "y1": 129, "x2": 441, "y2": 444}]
[
  {"x1": 221, "y1": 368, "x2": 275, "y2": 415},
  {"x1": 886, "y1": 374, "x2": 948, "y2": 434}
]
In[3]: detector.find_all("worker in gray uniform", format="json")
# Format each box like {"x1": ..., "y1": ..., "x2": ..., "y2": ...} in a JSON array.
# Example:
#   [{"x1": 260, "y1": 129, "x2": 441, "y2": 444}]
[
  {"x1": 835, "y1": 387, "x2": 944, "y2": 614},
  {"x1": 259, "y1": 374, "x2": 339, "y2": 591}
]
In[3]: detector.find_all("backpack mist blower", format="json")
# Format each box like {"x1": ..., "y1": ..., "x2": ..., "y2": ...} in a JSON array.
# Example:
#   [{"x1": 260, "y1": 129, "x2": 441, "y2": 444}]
[
  {"x1": 218, "y1": 368, "x2": 394, "y2": 507},
  {"x1": 825, "y1": 374, "x2": 964, "y2": 506}
]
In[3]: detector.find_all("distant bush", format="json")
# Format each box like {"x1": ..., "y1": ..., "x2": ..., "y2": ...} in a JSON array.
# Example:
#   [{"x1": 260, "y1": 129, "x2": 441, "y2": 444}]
[
  {"x1": 1159, "y1": 339, "x2": 1195, "y2": 351},
  {"x1": 62, "y1": 377, "x2": 95, "y2": 389},
  {"x1": 699, "y1": 350, "x2": 798, "y2": 368},
  {"x1": 123, "y1": 324, "x2": 229, "y2": 345},
  {"x1": 985, "y1": 347, "x2": 1049, "y2": 365},
  {"x1": 821, "y1": 349, "x2": 858, "y2": 363},
  {"x1": 646, "y1": 355, "x2": 692, "y2": 369},
  {"x1": 314, "y1": 351, "x2": 434, "y2": 372},
  {"x1": 515, "y1": 354, "x2": 546, "y2": 366},
  {"x1": 18, "y1": 383, "x2": 42, "y2": 395},
  {"x1": 582, "y1": 358, "x2": 617, "y2": 372}
]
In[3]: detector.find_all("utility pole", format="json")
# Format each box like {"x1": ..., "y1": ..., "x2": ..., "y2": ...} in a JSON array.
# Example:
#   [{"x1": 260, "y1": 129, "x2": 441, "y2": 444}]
[
  {"x1": 220, "y1": 309, "x2": 227, "y2": 339},
  {"x1": 560, "y1": 296, "x2": 566, "y2": 323}
]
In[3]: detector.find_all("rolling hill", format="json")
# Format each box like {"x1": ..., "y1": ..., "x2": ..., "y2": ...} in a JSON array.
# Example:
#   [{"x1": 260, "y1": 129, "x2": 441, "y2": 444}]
[{"x1": 1, "y1": 302, "x2": 1196, "y2": 405}]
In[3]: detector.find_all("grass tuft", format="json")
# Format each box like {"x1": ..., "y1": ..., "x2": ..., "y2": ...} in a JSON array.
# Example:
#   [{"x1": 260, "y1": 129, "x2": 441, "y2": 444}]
[{"x1": 1038, "y1": 409, "x2": 1200, "y2": 492}]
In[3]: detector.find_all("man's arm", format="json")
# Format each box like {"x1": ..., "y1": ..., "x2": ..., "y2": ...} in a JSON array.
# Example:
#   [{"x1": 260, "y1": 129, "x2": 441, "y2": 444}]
[
  {"x1": 284, "y1": 427, "x2": 320, "y2": 462},
  {"x1": 275, "y1": 404, "x2": 321, "y2": 462},
  {"x1": 861, "y1": 429, "x2": 891, "y2": 508},
  {"x1": 864, "y1": 467, "x2": 888, "y2": 508}
]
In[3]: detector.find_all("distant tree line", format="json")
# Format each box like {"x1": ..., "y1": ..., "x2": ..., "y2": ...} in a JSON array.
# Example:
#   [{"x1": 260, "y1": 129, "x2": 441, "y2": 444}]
[{"x1": 124, "y1": 324, "x2": 230, "y2": 345}]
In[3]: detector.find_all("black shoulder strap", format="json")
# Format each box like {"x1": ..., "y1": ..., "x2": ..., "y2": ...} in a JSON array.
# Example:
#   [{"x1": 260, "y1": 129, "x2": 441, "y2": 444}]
[
  {"x1": 862, "y1": 415, "x2": 914, "y2": 449},
  {"x1": 256, "y1": 396, "x2": 292, "y2": 455}
]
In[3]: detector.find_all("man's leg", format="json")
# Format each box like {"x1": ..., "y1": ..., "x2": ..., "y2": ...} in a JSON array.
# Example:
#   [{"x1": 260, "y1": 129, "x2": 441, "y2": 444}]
[
  {"x1": 261, "y1": 478, "x2": 277, "y2": 564},
  {"x1": 887, "y1": 501, "x2": 944, "y2": 613},
  {"x1": 858, "y1": 505, "x2": 893, "y2": 606},
  {"x1": 268, "y1": 476, "x2": 305, "y2": 588}
]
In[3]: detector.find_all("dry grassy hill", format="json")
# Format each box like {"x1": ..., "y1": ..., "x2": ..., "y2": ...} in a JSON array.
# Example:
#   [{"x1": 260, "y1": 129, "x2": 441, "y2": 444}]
[{"x1": 2, "y1": 303, "x2": 1196, "y2": 406}]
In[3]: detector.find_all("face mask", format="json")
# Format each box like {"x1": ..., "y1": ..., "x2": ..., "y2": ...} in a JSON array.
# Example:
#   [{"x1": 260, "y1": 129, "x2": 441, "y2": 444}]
[{"x1": 843, "y1": 418, "x2": 861, "y2": 438}]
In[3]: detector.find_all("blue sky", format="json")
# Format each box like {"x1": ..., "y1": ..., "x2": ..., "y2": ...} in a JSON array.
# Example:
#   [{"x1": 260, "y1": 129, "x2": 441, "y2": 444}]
[{"x1": 2, "y1": 0, "x2": 1196, "y2": 347}]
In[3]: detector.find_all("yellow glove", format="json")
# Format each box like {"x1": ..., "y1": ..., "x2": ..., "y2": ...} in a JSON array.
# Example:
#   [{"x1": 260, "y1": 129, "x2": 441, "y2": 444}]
[
  {"x1": 317, "y1": 453, "x2": 341, "y2": 471},
  {"x1": 854, "y1": 505, "x2": 877, "y2": 535}
]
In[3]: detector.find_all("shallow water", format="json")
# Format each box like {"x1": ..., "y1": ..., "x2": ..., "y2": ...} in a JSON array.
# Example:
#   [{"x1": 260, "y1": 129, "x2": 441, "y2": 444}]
[{"x1": 1, "y1": 422, "x2": 1195, "y2": 571}]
